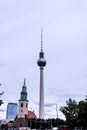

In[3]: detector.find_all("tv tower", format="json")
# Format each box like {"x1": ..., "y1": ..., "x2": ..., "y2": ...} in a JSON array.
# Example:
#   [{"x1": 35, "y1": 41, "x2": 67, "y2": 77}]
[{"x1": 37, "y1": 29, "x2": 46, "y2": 119}]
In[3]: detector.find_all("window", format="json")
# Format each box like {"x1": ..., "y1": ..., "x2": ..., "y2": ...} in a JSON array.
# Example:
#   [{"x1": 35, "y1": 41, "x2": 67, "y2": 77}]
[{"x1": 21, "y1": 103, "x2": 23, "y2": 107}]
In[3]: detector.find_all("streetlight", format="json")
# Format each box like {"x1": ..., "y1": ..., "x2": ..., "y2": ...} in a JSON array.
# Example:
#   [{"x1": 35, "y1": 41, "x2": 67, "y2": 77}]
[{"x1": 55, "y1": 104, "x2": 58, "y2": 128}]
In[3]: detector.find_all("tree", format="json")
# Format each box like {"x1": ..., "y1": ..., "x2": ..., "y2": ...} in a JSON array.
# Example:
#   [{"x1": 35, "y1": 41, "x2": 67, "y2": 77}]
[
  {"x1": 0, "y1": 91, "x2": 4, "y2": 106},
  {"x1": 78, "y1": 99, "x2": 87, "y2": 128},
  {"x1": 60, "y1": 96, "x2": 87, "y2": 129},
  {"x1": 60, "y1": 98, "x2": 78, "y2": 128},
  {"x1": 0, "y1": 123, "x2": 8, "y2": 130}
]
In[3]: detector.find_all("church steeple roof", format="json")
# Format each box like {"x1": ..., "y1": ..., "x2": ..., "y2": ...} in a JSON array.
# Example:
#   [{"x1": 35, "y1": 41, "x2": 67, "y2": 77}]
[{"x1": 19, "y1": 79, "x2": 28, "y2": 101}]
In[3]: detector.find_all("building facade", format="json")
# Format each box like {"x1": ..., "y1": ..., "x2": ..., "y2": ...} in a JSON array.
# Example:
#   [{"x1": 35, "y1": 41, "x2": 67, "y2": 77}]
[{"x1": 6, "y1": 103, "x2": 18, "y2": 121}]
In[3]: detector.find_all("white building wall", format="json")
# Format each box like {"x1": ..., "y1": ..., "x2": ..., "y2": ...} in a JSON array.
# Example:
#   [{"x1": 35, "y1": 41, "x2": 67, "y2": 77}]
[{"x1": 18, "y1": 100, "x2": 28, "y2": 118}]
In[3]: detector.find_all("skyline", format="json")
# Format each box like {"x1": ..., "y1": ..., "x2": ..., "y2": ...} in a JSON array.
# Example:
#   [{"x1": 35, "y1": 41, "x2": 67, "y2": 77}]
[{"x1": 0, "y1": 0, "x2": 87, "y2": 120}]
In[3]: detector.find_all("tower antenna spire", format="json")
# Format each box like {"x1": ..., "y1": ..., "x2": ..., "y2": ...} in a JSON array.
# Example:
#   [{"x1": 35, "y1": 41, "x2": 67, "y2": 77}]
[{"x1": 41, "y1": 28, "x2": 43, "y2": 52}]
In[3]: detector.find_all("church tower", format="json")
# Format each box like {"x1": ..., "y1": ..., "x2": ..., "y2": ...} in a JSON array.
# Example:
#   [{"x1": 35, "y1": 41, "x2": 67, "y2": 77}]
[
  {"x1": 13, "y1": 79, "x2": 37, "y2": 128},
  {"x1": 18, "y1": 79, "x2": 28, "y2": 118},
  {"x1": 37, "y1": 29, "x2": 46, "y2": 119}
]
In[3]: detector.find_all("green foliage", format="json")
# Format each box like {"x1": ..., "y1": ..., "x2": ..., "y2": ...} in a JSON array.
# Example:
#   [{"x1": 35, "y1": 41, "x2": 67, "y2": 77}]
[
  {"x1": 0, "y1": 123, "x2": 8, "y2": 130},
  {"x1": 60, "y1": 96, "x2": 87, "y2": 129},
  {"x1": 28, "y1": 118, "x2": 65, "y2": 129},
  {"x1": 60, "y1": 98, "x2": 78, "y2": 128},
  {"x1": 51, "y1": 118, "x2": 65, "y2": 127},
  {"x1": 0, "y1": 99, "x2": 3, "y2": 106},
  {"x1": 0, "y1": 91, "x2": 4, "y2": 106},
  {"x1": 78, "y1": 100, "x2": 87, "y2": 128}
]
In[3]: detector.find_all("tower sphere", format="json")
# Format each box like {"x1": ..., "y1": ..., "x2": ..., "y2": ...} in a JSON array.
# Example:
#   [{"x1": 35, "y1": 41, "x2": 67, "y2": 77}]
[{"x1": 37, "y1": 52, "x2": 46, "y2": 67}]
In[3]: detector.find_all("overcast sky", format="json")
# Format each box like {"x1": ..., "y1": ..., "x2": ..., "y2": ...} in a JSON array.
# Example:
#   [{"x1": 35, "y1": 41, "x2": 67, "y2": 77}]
[{"x1": 0, "y1": 0, "x2": 87, "y2": 120}]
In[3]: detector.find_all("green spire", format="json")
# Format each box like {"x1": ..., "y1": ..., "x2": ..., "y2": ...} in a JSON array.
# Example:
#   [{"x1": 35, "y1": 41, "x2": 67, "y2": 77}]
[{"x1": 20, "y1": 79, "x2": 27, "y2": 101}]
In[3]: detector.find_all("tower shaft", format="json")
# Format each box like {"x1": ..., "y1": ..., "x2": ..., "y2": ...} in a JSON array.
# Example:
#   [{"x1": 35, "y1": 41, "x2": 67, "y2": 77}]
[{"x1": 39, "y1": 67, "x2": 44, "y2": 119}]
